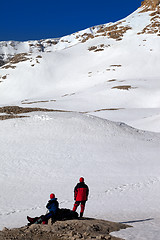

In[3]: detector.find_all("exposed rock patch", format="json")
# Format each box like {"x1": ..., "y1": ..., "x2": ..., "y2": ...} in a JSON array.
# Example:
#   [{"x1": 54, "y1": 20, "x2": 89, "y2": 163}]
[
  {"x1": 61, "y1": 93, "x2": 75, "y2": 97},
  {"x1": 36, "y1": 55, "x2": 42, "y2": 59},
  {"x1": 76, "y1": 21, "x2": 132, "y2": 43},
  {"x1": 0, "y1": 56, "x2": 5, "y2": 67},
  {"x1": 2, "y1": 65, "x2": 16, "y2": 69},
  {"x1": 110, "y1": 65, "x2": 122, "y2": 68},
  {"x1": 96, "y1": 23, "x2": 132, "y2": 41},
  {"x1": 1, "y1": 53, "x2": 31, "y2": 69},
  {"x1": 140, "y1": 0, "x2": 160, "y2": 12},
  {"x1": 138, "y1": 0, "x2": 160, "y2": 36},
  {"x1": 88, "y1": 44, "x2": 111, "y2": 52},
  {"x1": 0, "y1": 39, "x2": 56, "y2": 66},
  {"x1": 108, "y1": 79, "x2": 117, "y2": 82},
  {"x1": 21, "y1": 99, "x2": 56, "y2": 105},
  {"x1": 88, "y1": 46, "x2": 97, "y2": 51},
  {"x1": 93, "y1": 108, "x2": 124, "y2": 112},
  {"x1": 137, "y1": 11, "x2": 160, "y2": 36},
  {"x1": 9, "y1": 53, "x2": 30, "y2": 64},
  {"x1": 0, "y1": 74, "x2": 8, "y2": 81},
  {"x1": 0, "y1": 115, "x2": 28, "y2": 120},
  {"x1": 2, "y1": 75, "x2": 7, "y2": 79},
  {"x1": 112, "y1": 85, "x2": 133, "y2": 90},
  {"x1": 0, "y1": 106, "x2": 72, "y2": 120},
  {"x1": 0, "y1": 218, "x2": 129, "y2": 240},
  {"x1": 0, "y1": 106, "x2": 71, "y2": 115},
  {"x1": 81, "y1": 33, "x2": 94, "y2": 43}
]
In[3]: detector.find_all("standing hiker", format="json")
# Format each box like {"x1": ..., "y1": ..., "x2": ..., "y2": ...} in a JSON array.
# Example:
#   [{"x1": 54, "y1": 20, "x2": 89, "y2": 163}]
[{"x1": 72, "y1": 177, "x2": 89, "y2": 217}]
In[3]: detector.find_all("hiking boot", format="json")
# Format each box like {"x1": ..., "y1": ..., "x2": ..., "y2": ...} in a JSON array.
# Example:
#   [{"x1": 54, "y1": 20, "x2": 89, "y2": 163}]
[
  {"x1": 35, "y1": 218, "x2": 43, "y2": 224},
  {"x1": 80, "y1": 212, "x2": 83, "y2": 218}
]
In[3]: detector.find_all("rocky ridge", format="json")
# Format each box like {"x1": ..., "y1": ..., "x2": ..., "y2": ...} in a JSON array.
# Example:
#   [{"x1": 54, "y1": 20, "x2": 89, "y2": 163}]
[
  {"x1": 140, "y1": 0, "x2": 160, "y2": 11},
  {"x1": 138, "y1": 0, "x2": 160, "y2": 35},
  {"x1": 0, "y1": 218, "x2": 129, "y2": 240},
  {"x1": 0, "y1": 0, "x2": 159, "y2": 67}
]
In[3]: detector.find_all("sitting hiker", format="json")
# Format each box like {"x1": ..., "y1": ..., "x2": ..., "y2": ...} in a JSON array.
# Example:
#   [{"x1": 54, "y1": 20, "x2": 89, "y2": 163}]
[
  {"x1": 27, "y1": 193, "x2": 59, "y2": 225},
  {"x1": 44, "y1": 193, "x2": 59, "y2": 223},
  {"x1": 72, "y1": 177, "x2": 89, "y2": 217}
]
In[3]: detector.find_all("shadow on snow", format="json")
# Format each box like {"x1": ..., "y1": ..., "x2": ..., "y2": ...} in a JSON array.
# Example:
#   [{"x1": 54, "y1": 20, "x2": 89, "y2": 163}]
[{"x1": 119, "y1": 218, "x2": 154, "y2": 224}]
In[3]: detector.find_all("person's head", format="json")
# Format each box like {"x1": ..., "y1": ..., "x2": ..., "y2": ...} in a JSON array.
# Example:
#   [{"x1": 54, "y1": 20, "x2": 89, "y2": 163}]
[
  {"x1": 50, "y1": 193, "x2": 55, "y2": 199},
  {"x1": 79, "y1": 177, "x2": 84, "y2": 183}
]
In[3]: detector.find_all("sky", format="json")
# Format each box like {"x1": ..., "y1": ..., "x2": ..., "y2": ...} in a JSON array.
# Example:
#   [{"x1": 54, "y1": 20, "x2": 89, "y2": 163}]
[{"x1": 1, "y1": 0, "x2": 141, "y2": 41}]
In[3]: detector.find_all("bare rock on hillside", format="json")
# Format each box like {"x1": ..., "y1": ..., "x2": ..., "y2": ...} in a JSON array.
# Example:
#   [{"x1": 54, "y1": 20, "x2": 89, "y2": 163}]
[
  {"x1": 140, "y1": 0, "x2": 160, "y2": 12},
  {"x1": 0, "y1": 106, "x2": 73, "y2": 121},
  {"x1": 0, "y1": 56, "x2": 5, "y2": 67},
  {"x1": 138, "y1": 0, "x2": 160, "y2": 36},
  {"x1": 0, "y1": 218, "x2": 130, "y2": 240}
]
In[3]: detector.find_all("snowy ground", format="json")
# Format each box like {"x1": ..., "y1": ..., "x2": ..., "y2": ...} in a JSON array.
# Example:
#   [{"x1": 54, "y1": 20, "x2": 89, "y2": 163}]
[
  {"x1": 0, "y1": 111, "x2": 160, "y2": 240},
  {"x1": 0, "y1": 3, "x2": 160, "y2": 239}
]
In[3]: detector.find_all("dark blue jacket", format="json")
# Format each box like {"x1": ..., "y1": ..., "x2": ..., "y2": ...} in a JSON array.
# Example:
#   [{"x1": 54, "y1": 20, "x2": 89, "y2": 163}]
[{"x1": 46, "y1": 198, "x2": 59, "y2": 214}]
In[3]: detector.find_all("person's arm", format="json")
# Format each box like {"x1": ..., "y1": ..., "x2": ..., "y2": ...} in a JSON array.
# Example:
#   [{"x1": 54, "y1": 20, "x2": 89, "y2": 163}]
[
  {"x1": 46, "y1": 201, "x2": 50, "y2": 210},
  {"x1": 74, "y1": 184, "x2": 78, "y2": 200},
  {"x1": 86, "y1": 185, "x2": 89, "y2": 200},
  {"x1": 56, "y1": 200, "x2": 59, "y2": 209}
]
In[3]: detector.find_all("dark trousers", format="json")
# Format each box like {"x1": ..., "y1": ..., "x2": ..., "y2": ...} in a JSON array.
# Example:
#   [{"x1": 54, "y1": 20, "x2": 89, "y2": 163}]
[
  {"x1": 73, "y1": 201, "x2": 86, "y2": 215},
  {"x1": 42, "y1": 212, "x2": 57, "y2": 224}
]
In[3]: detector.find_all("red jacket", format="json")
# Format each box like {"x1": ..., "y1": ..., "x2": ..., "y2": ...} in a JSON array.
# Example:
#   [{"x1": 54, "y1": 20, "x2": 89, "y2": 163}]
[{"x1": 74, "y1": 182, "x2": 89, "y2": 201}]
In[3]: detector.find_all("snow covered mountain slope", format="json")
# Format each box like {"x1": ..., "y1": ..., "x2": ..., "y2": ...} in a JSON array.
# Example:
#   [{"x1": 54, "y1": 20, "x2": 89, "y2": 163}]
[
  {"x1": 0, "y1": 111, "x2": 160, "y2": 240},
  {"x1": 0, "y1": 0, "x2": 160, "y2": 131}
]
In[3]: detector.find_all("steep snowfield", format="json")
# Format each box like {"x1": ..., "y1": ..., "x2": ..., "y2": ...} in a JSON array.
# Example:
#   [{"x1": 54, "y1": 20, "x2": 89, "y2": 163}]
[
  {"x1": 0, "y1": 6, "x2": 160, "y2": 131},
  {"x1": 0, "y1": 112, "x2": 160, "y2": 240},
  {"x1": 1, "y1": 31, "x2": 160, "y2": 131}
]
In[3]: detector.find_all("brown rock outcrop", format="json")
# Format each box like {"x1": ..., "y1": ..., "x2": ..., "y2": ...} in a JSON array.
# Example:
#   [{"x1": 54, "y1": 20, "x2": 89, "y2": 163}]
[
  {"x1": 140, "y1": 0, "x2": 160, "y2": 12},
  {"x1": 138, "y1": 0, "x2": 160, "y2": 36},
  {"x1": 0, "y1": 218, "x2": 130, "y2": 240}
]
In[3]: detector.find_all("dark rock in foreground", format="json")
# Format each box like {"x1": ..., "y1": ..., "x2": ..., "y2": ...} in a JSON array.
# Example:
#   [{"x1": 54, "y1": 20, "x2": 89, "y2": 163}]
[{"x1": 0, "y1": 218, "x2": 130, "y2": 240}]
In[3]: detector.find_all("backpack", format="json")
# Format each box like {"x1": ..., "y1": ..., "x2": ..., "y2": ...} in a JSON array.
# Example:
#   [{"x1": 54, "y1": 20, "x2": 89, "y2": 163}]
[{"x1": 57, "y1": 208, "x2": 78, "y2": 220}]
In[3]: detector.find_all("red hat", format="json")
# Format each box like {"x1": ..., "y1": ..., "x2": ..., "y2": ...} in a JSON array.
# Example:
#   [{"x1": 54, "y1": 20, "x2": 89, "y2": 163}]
[
  {"x1": 50, "y1": 193, "x2": 55, "y2": 199},
  {"x1": 79, "y1": 177, "x2": 84, "y2": 182}
]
